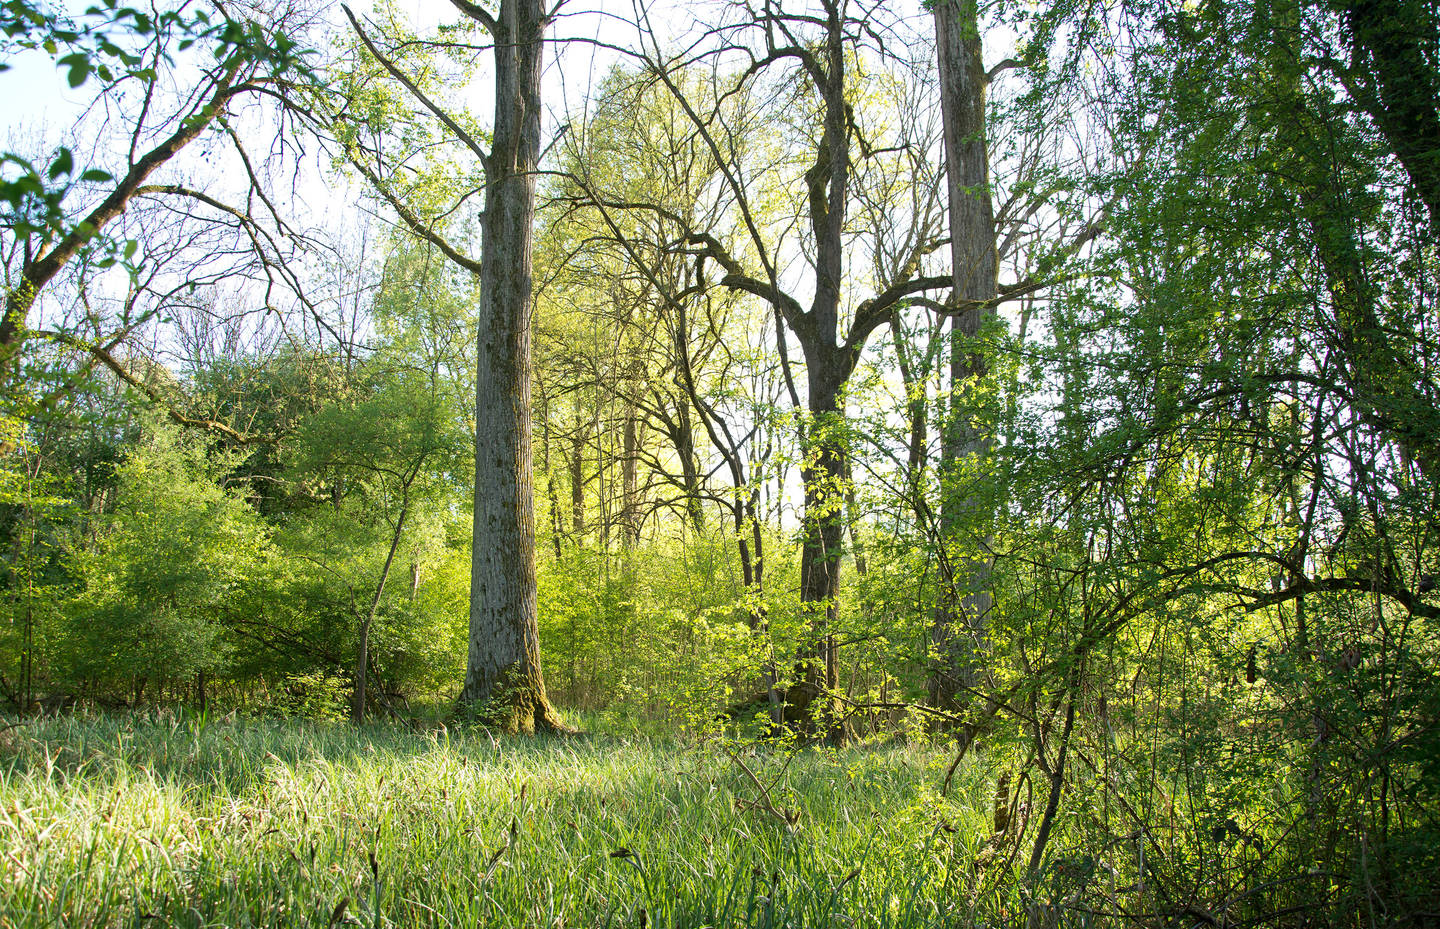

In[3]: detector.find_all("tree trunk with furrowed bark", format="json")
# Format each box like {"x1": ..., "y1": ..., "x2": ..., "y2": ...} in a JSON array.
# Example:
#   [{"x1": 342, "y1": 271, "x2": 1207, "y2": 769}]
[
  {"x1": 931, "y1": 0, "x2": 998, "y2": 716},
  {"x1": 455, "y1": 0, "x2": 564, "y2": 734}
]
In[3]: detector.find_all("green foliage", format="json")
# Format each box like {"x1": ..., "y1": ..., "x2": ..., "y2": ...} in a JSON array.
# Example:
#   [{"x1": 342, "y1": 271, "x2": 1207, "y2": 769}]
[
  {"x1": 0, "y1": 0, "x2": 1436, "y2": 920},
  {"x1": 59, "y1": 421, "x2": 269, "y2": 695},
  {"x1": 537, "y1": 535, "x2": 767, "y2": 729},
  {"x1": 0, "y1": 409, "x2": 70, "y2": 709},
  {"x1": 272, "y1": 670, "x2": 351, "y2": 722}
]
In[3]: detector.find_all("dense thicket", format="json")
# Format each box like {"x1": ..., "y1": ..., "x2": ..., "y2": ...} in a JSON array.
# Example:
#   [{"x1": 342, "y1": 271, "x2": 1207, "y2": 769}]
[{"x1": 2, "y1": 0, "x2": 1437, "y2": 923}]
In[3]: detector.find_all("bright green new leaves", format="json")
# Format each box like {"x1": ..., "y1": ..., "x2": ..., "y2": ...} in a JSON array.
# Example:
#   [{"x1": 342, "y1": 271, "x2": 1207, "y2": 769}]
[{"x1": 62, "y1": 422, "x2": 271, "y2": 693}]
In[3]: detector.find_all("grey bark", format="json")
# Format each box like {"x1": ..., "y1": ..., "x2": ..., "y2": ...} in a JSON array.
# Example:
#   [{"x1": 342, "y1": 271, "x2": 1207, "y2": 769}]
[
  {"x1": 455, "y1": 0, "x2": 563, "y2": 733},
  {"x1": 931, "y1": 0, "x2": 998, "y2": 714}
]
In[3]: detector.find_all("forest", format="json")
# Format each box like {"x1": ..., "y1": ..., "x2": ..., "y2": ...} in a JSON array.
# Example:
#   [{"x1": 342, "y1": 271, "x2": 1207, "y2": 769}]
[{"x1": 1, "y1": 0, "x2": 1437, "y2": 925}]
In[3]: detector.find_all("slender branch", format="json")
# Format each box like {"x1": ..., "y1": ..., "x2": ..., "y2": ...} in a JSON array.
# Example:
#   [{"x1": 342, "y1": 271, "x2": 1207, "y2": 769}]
[
  {"x1": 342, "y1": 4, "x2": 492, "y2": 168},
  {"x1": 40, "y1": 331, "x2": 274, "y2": 445}
]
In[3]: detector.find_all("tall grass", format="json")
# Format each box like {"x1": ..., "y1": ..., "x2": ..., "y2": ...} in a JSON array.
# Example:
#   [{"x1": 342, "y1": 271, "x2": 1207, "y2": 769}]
[{"x1": 0, "y1": 712, "x2": 1007, "y2": 928}]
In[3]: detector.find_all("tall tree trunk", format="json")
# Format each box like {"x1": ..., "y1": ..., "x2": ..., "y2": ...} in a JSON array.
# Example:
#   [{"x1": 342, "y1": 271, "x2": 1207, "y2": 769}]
[
  {"x1": 785, "y1": 0, "x2": 854, "y2": 746},
  {"x1": 931, "y1": 0, "x2": 998, "y2": 715},
  {"x1": 457, "y1": 0, "x2": 563, "y2": 734}
]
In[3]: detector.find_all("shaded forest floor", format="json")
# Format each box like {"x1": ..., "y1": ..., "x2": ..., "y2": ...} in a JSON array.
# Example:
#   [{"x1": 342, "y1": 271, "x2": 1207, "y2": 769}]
[{"x1": 0, "y1": 712, "x2": 1017, "y2": 928}]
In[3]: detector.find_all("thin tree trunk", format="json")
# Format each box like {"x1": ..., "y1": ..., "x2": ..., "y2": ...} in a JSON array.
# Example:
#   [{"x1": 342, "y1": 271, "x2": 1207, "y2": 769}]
[
  {"x1": 354, "y1": 501, "x2": 408, "y2": 723},
  {"x1": 621, "y1": 405, "x2": 640, "y2": 547},
  {"x1": 457, "y1": 0, "x2": 564, "y2": 733},
  {"x1": 673, "y1": 401, "x2": 707, "y2": 536},
  {"x1": 891, "y1": 316, "x2": 932, "y2": 512},
  {"x1": 1028, "y1": 689, "x2": 1076, "y2": 877},
  {"x1": 546, "y1": 473, "x2": 565, "y2": 558},
  {"x1": 842, "y1": 453, "x2": 867, "y2": 578},
  {"x1": 596, "y1": 407, "x2": 609, "y2": 551},
  {"x1": 540, "y1": 382, "x2": 566, "y2": 557},
  {"x1": 931, "y1": 0, "x2": 998, "y2": 715},
  {"x1": 570, "y1": 424, "x2": 586, "y2": 540}
]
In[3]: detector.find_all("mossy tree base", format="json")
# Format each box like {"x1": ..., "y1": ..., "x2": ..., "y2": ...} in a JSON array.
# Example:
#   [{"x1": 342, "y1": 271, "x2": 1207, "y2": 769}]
[{"x1": 456, "y1": 663, "x2": 571, "y2": 735}]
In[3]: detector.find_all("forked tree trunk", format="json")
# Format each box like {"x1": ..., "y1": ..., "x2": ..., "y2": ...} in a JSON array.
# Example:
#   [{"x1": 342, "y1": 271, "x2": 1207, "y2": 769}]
[
  {"x1": 457, "y1": 0, "x2": 564, "y2": 734},
  {"x1": 784, "y1": 0, "x2": 856, "y2": 746},
  {"x1": 931, "y1": 0, "x2": 998, "y2": 715}
]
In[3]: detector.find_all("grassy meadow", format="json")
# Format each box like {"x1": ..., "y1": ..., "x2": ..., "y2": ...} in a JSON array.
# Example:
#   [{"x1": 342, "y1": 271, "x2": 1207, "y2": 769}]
[{"x1": 0, "y1": 713, "x2": 1023, "y2": 929}]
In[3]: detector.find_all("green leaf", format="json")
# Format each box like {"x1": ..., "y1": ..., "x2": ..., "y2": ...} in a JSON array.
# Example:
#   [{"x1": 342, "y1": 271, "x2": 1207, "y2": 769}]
[
  {"x1": 47, "y1": 148, "x2": 73, "y2": 180},
  {"x1": 79, "y1": 168, "x2": 112, "y2": 183},
  {"x1": 61, "y1": 52, "x2": 91, "y2": 87}
]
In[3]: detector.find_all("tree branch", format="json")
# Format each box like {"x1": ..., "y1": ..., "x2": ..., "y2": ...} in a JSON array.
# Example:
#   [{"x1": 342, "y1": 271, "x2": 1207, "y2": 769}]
[{"x1": 342, "y1": 4, "x2": 492, "y2": 167}]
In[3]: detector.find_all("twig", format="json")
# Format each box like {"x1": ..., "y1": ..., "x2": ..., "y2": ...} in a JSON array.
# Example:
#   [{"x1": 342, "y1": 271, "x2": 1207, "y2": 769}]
[{"x1": 725, "y1": 747, "x2": 800, "y2": 830}]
